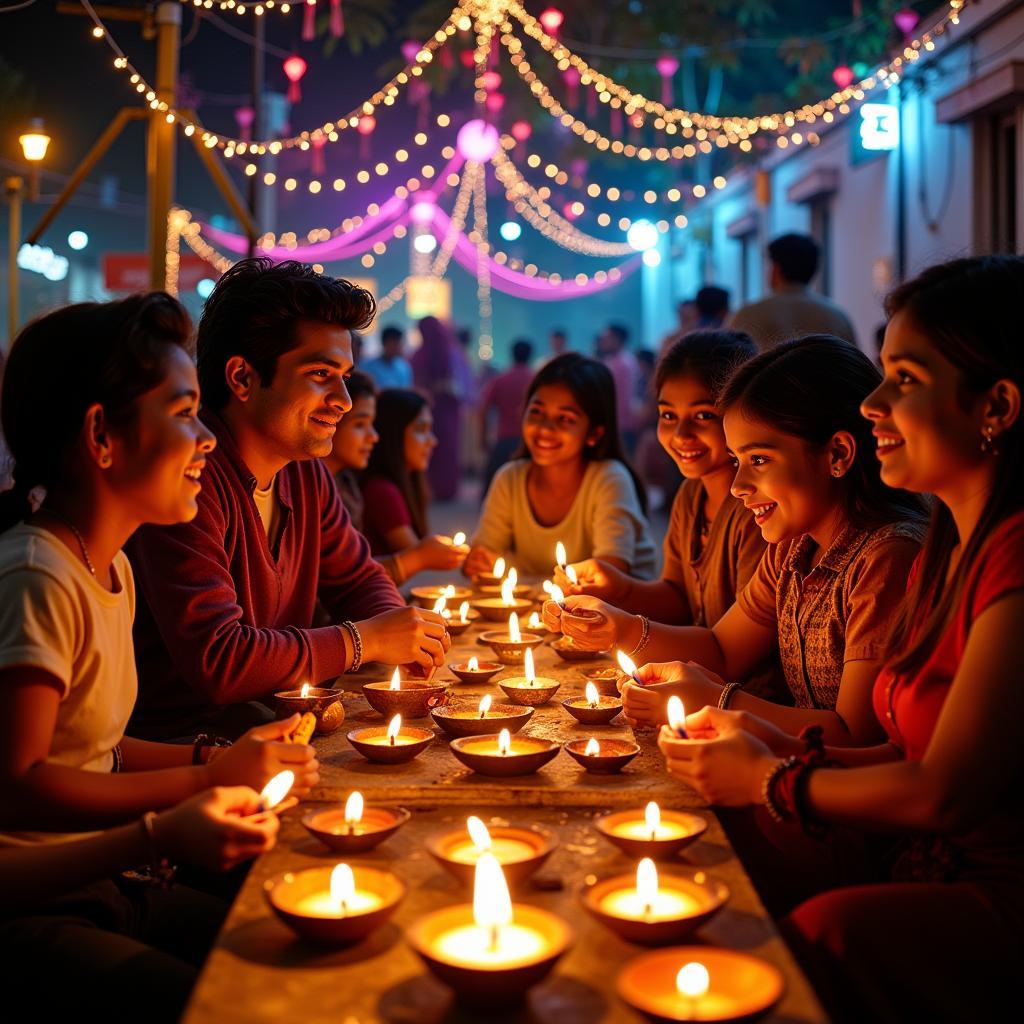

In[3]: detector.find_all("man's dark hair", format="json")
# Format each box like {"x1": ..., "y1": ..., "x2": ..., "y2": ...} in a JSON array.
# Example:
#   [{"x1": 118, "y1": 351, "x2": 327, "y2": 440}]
[
  {"x1": 767, "y1": 233, "x2": 819, "y2": 285},
  {"x1": 196, "y1": 258, "x2": 376, "y2": 411},
  {"x1": 607, "y1": 323, "x2": 630, "y2": 347},
  {"x1": 381, "y1": 325, "x2": 403, "y2": 346},
  {"x1": 550, "y1": 327, "x2": 567, "y2": 340},
  {"x1": 511, "y1": 339, "x2": 534, "y2": 365},
  {"x1": 695, "y1": 285, "x2": 730, "y2": 322}
]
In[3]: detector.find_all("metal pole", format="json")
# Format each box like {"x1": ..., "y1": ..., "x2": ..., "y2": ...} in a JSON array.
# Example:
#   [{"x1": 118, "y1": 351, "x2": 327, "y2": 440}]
[
  {"x1": 147, "y1": 1, "x2": 181, "y2": 291},
  {"x1": 5, "y1": 177, "x2": 23, "y2": 350},
  {"x1": 247, "y1": 12, "x2": 265, "y2": 257}
]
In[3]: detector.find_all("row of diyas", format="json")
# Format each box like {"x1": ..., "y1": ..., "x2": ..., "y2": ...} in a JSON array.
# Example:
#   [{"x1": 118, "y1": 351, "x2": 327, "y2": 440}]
[{"x1": 265, "y1": 801, "x2": 782, "y2": 1020}]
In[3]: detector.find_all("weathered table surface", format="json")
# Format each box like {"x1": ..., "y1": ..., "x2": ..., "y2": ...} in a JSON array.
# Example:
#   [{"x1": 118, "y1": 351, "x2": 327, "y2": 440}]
[{"x1": 184, "y1": 613, "x2": 828, "y2": 1024}]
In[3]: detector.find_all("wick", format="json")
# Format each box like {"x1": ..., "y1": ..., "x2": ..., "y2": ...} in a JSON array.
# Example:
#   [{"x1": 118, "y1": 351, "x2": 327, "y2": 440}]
[
  {"x1": 643, "y1": 901, "x2": 653, "y2": 923},
  {"x1": 389, "y1": 735, "x2": 395, "y2": 747},
  {"x1": 340, "y1": 898, "x2": 348, "y2": 917},
  {"x1": 487, "y1": 924, "x2": 499, "y2": 953},
  {"x1": 479, "y1": 709, "x2": 486, "y2": 720},
  {"x1": 347, "y1": 822, "x2": 354, "y2": 836}
]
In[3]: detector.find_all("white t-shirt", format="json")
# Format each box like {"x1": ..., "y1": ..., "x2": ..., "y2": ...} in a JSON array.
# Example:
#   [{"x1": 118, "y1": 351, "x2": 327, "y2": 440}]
[
  {"x1": 0, "y1": 524, "x2": 137, "y2": 776},
  {"x1": 472, "y1": 459, "x2": 658, "y2": 578}
]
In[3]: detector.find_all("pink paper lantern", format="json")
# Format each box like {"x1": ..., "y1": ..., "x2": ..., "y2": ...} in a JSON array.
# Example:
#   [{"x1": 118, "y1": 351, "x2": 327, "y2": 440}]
[
  {"x1": 510, "y1": 120, "x2": 532, "y2": 142},
  {"x1": 456, "y1": 118, "x2": 500, "y2": 162},
  {"x1": 655, "y1": 54, "x2": 679, "y2": 106},
  {"x1": 539, "y1": 7, "x2": 564, "y2": 35},
  {"x1": 562, "y1": 66, "x2": 580, "y2": 107},
  {"x1": 283, "y1": 54, "x2": 307, "y2": 103},
  {"x1": 481, "y1": 70, "x2": 501, "y2": 91},
  {"x1": 894, "y1": 7, "x2": 920, "y2": 37},
  {"x1": 357, "y1": 115, "x2": 376, "y2": 135},
  {"x1": 460, "y1": 50, "x2": 476, "y2": 69},
  {"x1": 303, "y1": 0, "x2": 316, "y2": 41},
  {"x1": 485, "y1": 92, "x2": 505, "y2": 113},
  {"x1": 235, "y1": 105, "x2": 255, "y2": 141},
  {"x1": 832, "y1": 64, "x2": 854, "y2": 90}
]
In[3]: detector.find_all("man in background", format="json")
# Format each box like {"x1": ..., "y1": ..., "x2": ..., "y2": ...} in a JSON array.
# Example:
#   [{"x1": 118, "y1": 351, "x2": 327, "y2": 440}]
[
  {"x1": 479, "y1": 338, "x2": 535, "y2": 499},
  {"x1": 362, "y1": 325, "x2": 413, "y2": 390}
]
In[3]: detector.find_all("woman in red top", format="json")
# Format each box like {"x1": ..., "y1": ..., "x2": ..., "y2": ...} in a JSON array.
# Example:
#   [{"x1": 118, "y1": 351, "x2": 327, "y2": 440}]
[{"x1": 657, "y1": 255, "x2": 1024, "y2": 1021}]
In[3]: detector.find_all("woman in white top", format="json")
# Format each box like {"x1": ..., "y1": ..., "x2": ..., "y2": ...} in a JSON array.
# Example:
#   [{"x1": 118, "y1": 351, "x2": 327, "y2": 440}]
[
  {"x1": 0, "y1": 295, "x2": 318, "y2": 1021},
  {"x1": 466, "y1": 353, "x2": 657, "y2": 579}
]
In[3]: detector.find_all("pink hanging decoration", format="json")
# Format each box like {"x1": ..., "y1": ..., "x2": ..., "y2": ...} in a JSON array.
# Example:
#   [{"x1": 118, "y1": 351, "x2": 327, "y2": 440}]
[
  {"x1": 460, "y1": 49, "x2": 476, "y2": 69},
  {"x1": 539, "y1": 7, "x2": 564, "y2": 35},
  {"x1": 832, "y1": 64, "x2": 854, "y2": 91},
  {"x1": 611, "y1": 106, "x2": 623, "y2": 136},
  {"x1": 302, "y1": 0, "x2": 316, "y2": 41},
  {"x1": 311, "y1": 135, "x2": 326, "y2": 176},
  {"x1": 655, "y1": 55, "x2": 679, "y2": 106},
  {"x1": 410, "y1": 79, "x2": 431, "y2": 131},
  {"x1": 401, "y1": 40, "x2": 420, "y2": 63},
  {"x1": 357, "y1": 114, "x2": 375, "y2": 160},
  {"x1": 481, "y1": 70, "x2": 501, "y2": 91},
  {"x1": 562, "y1": 66, "x2": 580, "y2": 108},
  {"x1": 283, "y1": 54, "x2": 307, "y2": 103},
  {"x1": 485, "y1": 91, "x2": 505, "y2": 113},
  {"x1": 510, "y1": 120, "x2": 532, "y2": 142},
  {"x1": 235, "y1": 105, "x2": 255, "y2": 142},
  {"x1": 586, "y1": 85, "x2": 597, "y2": 118},
  {"x1": 893, "y1": 7, "x2": 920, "y2": 38},
  {"x1": 329, "y1": 0, "x2": 343, "y2": 38}
]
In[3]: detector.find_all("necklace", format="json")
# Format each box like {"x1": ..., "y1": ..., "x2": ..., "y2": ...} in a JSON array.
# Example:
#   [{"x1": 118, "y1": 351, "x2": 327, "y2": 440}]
[{"x1": 38, "y1": 507, "x2": 96, "y2": 577}]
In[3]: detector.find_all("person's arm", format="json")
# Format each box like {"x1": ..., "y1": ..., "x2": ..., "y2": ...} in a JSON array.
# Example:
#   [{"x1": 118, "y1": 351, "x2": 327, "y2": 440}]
[
  {"x1": 589, "y1": 463, "x2": 649, "y2": 575},
  {"x1": 557, "y1": 558, "x2": 692, "y2": 620},
  {"x1": 0, "y1": 787, "x2": 278, "y2": 914}
]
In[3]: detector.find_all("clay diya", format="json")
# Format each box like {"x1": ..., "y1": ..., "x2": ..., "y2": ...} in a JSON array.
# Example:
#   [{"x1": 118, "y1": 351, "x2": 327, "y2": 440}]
[
  {"x1": 411, "y1": 584, "x2": 472, "y2": 609},
  {"x1": 347, "y1": 714, "x2": 433, "y2": 764},
  {"x1": 426, "y1": 815, "x2": 557, "y2": 886},
  {"x1": 525, "y1": 609, "x2": 557, "y2": 637},
  {"x1": 448, "y1": 655, "x2": 503, "y2": 685},
  {"x1": 265, "y1": 862, "x2": 404, "y2": 945},
  {"x1": 480, "y1": 612, "x2": 544, "y2": 665},
  {"x1": 564, "y1": 736, "x2": 640, "y2": 773},
  {"x1": 551, "y1": 636, "x2": 611, "y2": 662},
  {"x1": 407, "y1": 854, "x2": 572, "y2": 1006},
  {"x1": 445, "y1": 601, "x2": 481, "y2": 637},
  {"x1": 273, "y1": 682, "x2": 345, "y2": 735},
  {"x1": 431, "y1": 694, "x2": 534, "y2": 739},
  {"x1": 576, "y1": 665, "x2": 622, "y2": 697},
  {"x1": 449, "y1": 728, "x2": 560, "y2": 777},
  {"x1": 561, "y1": 681, "x2": 624, "y2": 725},
  {"x1": 302, "y1": 791, "x2": 410, "y2": 853},
  {"x1": 362, "y1": 667, "x2": 447, "y2": 719},
  {"x1": 471, "y1": 575, "x2": 534, "y2": 623},
  {"x1": 617, "y1": 947, "x2": 785, "y2": 1022},
  {"x1": 472, "y1": 555, "x2": 507, "y2": 589},
  {"x1": 499, "y1": 647, "x2": 561, "y2": 706},
  {"x1": 596, "y1": 802, "x2": 709, "y2": 860},
  {"x1": 582, "y1": 858, "x2": 729, "y2": 945}
]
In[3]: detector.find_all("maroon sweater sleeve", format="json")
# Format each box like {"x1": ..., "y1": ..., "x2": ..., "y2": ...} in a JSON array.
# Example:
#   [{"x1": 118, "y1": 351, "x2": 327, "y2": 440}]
[{"x1": 314, "y1": 461, "x2": 404, "y2": 619}]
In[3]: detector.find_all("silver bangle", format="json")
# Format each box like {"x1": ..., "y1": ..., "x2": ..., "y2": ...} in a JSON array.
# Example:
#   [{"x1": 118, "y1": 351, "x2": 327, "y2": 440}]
[
  {"x1": 628, "y1": 615, "x2": 650, "y2": 660},
  {"x1": 341, "y1": 620, "x2": 363, "y2": 672},
  {"x1": 718, "y1": 682, "x2": 741, "y2": 710}
]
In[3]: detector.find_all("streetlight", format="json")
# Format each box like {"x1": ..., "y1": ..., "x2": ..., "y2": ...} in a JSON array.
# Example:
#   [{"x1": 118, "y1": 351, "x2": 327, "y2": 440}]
[{"x1": 6, "y1": 117, "x2": 52, "y2": 349}]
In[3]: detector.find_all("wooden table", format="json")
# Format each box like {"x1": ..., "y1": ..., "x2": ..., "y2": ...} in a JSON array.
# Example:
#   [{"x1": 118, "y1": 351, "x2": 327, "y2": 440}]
[{"x1": 184, "y1": 612, "x2": 828, "y2": 1024}]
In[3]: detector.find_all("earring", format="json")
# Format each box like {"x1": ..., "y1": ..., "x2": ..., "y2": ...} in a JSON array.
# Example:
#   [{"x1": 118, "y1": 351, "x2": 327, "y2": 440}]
[
  {"x1": 100, "y1": 455, "x2": 111, "y2": 468},
  {"x1": 832, "y1": 467, "x2": 842, "y2": 477},
  {"x1": 980, "y1": 426, "x2": 997, "y2": 455}
]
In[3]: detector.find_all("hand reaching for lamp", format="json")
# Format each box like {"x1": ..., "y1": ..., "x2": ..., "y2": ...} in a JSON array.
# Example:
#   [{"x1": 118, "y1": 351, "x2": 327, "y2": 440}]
[
  {"x1": 554, "y1": 559, "x2": 631, "y2": 603},
  {"x1": 620, "y1": 660, "x2": 725, "y2": 729}
]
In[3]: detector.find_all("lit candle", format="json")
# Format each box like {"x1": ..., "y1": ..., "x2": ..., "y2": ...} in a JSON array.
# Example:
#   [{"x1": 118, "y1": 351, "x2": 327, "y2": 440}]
[
  {"x1": 443, "y1": 584, "x2": 457, "y2": 599},
  {"x1": 507, "y1": 567, "x2": 518, "y2": 589},
  {"x1": 468, "y1": 655, "x2": 479, "y2": 671},
  {"x1": 646, "y1": 800, "x2": 660, "y2": 841},
  {"x1": 459, "y1": 601, "x2": 470, "y2": 624},
  {"x1": 258, "y1": 769, "x2": 295, "y2": 812},
  {"x1": 389, "y1": 667, "x2": 401, "y2": 691},
  {"x1": 565, "y1": 564, "x2": 578, "y2": 586},
  {"x1": 597, "y1": 858, "x2": 701, "y2": 923},
  {"x1": 498, "y1": 728, "x2": 511, "y2": 756},
  {"x1": 446, "y1": 817, "x2": 541, "y2": 866},
  {"x1": 291, "y1": 862, "x2": 384, "y2": 918},
  {"x1": 667, "y1": 696, "x2": 688, "y2": 738},
  {"x1": 300, "y1": 682, "x2": 311, "y2": 699},
  {"x1": 555, "y1": 541, "x2": 567, "y2": 569},
  {"x1": 492, "y1": 556, "x2": 506, "y2": 579},
  {"x1": 344, "y1": 791, "x2": 364, "y2": 835},
  {"x1": 528, "y1": 611, "x2": 543, "y2": 630},
  {"x1": 549, "y1": 583, "x2": 566, "y2": 609},
  {"x1": 500, "y1": 577, "x2": 516, "y2": 607},
  {"x1": 432, "y1": 595, "x2": 447, "y2": 616},
  {"x1": 478, "y1": 694, "x2": 492, "y2": 720},
  {"x1": 677, "y1": 961, "x2": 710, "y2": 1017},
  {"x1": 586, "y1": 682, "x2": 600, "y2": 709},
  {"x1": 616, "y1": 649, "x2": 643, "y2": 686},
  {"x1": 387, "y1": 714, "x2": 402, "y2": 747},
  {"x1": 508, "y1": 613, "x2": 522, "y2": 644},
  {"x1": 452, "y1": 531, "x2": 467, "y2": 547},
  {"x1": 585, "y1": 737, "x2": 600, "y2": 757},
  {"x1": 524, "y1": 647, "x2": 536, "y2": 685}
]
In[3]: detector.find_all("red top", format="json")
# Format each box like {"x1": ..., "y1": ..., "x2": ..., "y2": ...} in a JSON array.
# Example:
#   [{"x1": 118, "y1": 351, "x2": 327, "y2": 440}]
[
  {"x1": 481, "y1": 365, "x2": 534, "y2": 442},
  {"x1": 872, "y1": 510, "x2": 1024, "y2": 896},
  {"x1": 360, "y1": 476, "x2": 413, "y2": 555},
  {"x1": 127, "y1": 412, "x2": 402, "y2": 736}
]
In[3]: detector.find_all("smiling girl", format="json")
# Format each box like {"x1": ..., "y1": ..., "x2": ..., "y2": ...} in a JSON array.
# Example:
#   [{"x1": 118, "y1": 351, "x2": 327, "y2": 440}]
[
  {"x1": 548, "y1": 336, "x2": 927, "y2": 746},
  {"x1": 658, "y1": 255, "x2": 1024, "y2": 1021},
  {"x1": 465, "y1": 353, "x2": 656, "y2": 579},
  {"x1": 323, "y1": 369, "x2": 378, "y2": 532},
  {"x1": 360, "y1": 388, "x2": 468, "y2": 582}
]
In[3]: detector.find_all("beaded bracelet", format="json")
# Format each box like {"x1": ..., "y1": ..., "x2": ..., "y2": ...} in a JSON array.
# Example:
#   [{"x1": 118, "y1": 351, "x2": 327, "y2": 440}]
[
  {"x1": 111, "y1": 743, "x2": 124, "y2": 773},
  {"x1": 628, "y1": 614, "x2": 650, "y2": 660},
  {"x1": 341, "y1": 620, "x2": 363, "y2": 673},
  {"x1": 761, "y1": 756, "x2": 797, "y2": 823},
  {"x1": 717, "y1": 682, "x2": 741, "y2": 710},
  {"x1": 139, "y1": 812, "x2": 177, "y2": 889},
  {"x1": 192, "y1": 733, "x2": 232, "y2": 766}
]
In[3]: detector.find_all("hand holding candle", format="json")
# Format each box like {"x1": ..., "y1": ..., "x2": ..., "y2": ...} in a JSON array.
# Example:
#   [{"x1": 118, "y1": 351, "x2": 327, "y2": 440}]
[{"x1": 667, "y1": 696, "x2": 687, "y2": 738}]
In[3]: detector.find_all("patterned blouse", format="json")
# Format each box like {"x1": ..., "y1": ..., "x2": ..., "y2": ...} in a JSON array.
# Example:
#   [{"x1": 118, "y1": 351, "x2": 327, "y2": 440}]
[{"x1": 736, "y1": 520, "x2": 925, "y2": 709}]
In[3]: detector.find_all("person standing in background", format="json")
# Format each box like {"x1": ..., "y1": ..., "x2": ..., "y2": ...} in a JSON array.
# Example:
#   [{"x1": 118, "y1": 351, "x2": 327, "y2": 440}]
[
  {"x1": 362, "y1": 325, "x2": 413, "y2": 391},
  {"x1": 695, "y1": 286, "x2": 731, "y2": 328},
  {"x1": 479, "y1": 339, "x2": 536, "y2": 500},
  {"x1": 411, "y1": 316, "x2": 463, "y2": 501},
  {"x1": 598, "y1": 322, "x2": 640, "y2": 454},
  {"x1": 730, "y1": 234, "x2": 857, "y2": 350}
]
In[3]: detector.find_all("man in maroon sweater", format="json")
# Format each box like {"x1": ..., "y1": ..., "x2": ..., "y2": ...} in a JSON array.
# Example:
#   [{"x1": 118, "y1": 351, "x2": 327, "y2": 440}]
[{"x1": 128, "y1": 259, "x2": 449, "y2": 739}]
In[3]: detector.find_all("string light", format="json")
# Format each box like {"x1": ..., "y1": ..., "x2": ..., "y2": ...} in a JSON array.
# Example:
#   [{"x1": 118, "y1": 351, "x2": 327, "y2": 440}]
[{"x1": 180, "y1": 0, "x2": 294, "y2": 14}]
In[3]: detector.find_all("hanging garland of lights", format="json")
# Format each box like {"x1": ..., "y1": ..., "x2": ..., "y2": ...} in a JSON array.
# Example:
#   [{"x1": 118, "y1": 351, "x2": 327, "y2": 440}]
[{"x1": 180, "y1": 0, "x2": 295, "y2": 16}]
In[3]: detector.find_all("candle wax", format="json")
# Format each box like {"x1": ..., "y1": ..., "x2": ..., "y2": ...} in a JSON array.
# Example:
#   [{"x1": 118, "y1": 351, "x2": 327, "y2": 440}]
[
  {"x1": 502, "y1": 677, "x2": 558, "y2": 689},
  {"x1": 664, "y1": 990, "x2": 735, "y2": 1017},
  {"x1": 360, "y1": 733, "x2": 421, "y2": 746},
  {"x1": 612, "y1": 819, "x2": 694, "y2": 841},
  {"x1": 432, "y1": 922, "x2": 548, "y2": 967},
  {"x1": 446, "y1": 837, "x2": 537, "y2": 865},
  {"x1": 598, "y1": 887, "x2": 702, "y2": 921},
  {"x1": 291, "y1": 889, "x2": 383, "y2": 918}
]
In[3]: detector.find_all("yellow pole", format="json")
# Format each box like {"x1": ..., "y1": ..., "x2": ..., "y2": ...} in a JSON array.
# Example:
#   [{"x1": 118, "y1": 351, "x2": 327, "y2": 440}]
[
  {"x1": 147, "y1": 1, "x2": 180, "y2": 291},
  {"x1": 5, "y1": 176, "x2": 23, "y2": 350}
]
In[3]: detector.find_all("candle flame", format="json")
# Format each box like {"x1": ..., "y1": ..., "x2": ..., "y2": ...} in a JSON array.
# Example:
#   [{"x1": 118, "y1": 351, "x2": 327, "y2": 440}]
[
  {"x1": 500, "y1": 577, "x2": 515, "y2": 606},
  {"x1": 645, "y1": 801, "x2": 661, "y2": 839},
  {"x1": 585, "y1": 737, "x2": 600, "y2": 756},
  {"x1": 586, "y1": 681, "x2": 600, "y2": 707},
  {"x1": 508, "y1": 613, "x2": 522, "y2": 643},
  {"x1": 507, "y1": 567, "x2": 518, "y2": 589},
  {"x1": 492, "y1": 556, "x2": 505, "y2": 578},
  {"x1": 443, "y1": 584, "x2": 456, "y2": 598},
  {"x1": 550, "y1": 584, "x2": 566, "y2": 607},
  {"x1": 542, "y1": 579, "x2": 554, "y2": 594},
  {"x1": 300, "y1": 682, "x2": 311, "y2": 699},
  {"x1": 555, "y1": 541, "x2": 567, "y2": 567},
  {"x1": 452, "y1": 531, "x2": 466, "y2": 547},
  {"x1": 330, "y1": 862, "x2": 355, "y2": 913},
  {"x1": 676, "y1": 962, "x2": 710, "y2": 1000},
  {"x1": 565, "y1": 564, "x2": 578, "y2": 585},
  {"x1": 432, "y1": 596, "x2": 447, "y2": 615},
  {"x1": 498, "y1": 728, "x2": 511, "y2": 755},
  {"x1": 616, "y1": 650, "x2": 638, "y2": 677},
  {"x1": 344, "y1": 791, "x2": 364, "y2": 826},
  {"x1": 468, "y1": 655, "x2": 479, "y2": 671},
  {"x1": 528, "y1": 611, "x2": 542, "y2": 629},
  {"x1": 473, "y1": 852, "x2": 512, "y2": 941},
  {"x1": 389, "y1": 667, "x2": 401, "y2": 691},
  {"x1": 459, "y1": 601, "x2": 470, "y2": 624},
  {"x1": 637, "y1": 857, "x2": 659, "y2": 909},
  {"x1": 667, "y1": 696, "x2": 687, "y2": 733},
  {"x1": 442, "y1": 608, "x2": 452, "y2": 619},
  {"x1": 478, "y1": 694, "x2": 492, "y2": 718},
  {"x1": 259, "y1": 770, "x2": 294, "y2": 811},
  {"x1": 524, "y1": 646, "x2": 535, "y2": 683},
  {"x1": 466, "y1": 815, "x2": 492, "y2": 852},
  {"x1": 386, "y1": 714, "x2": 402, "y2": 745}
]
